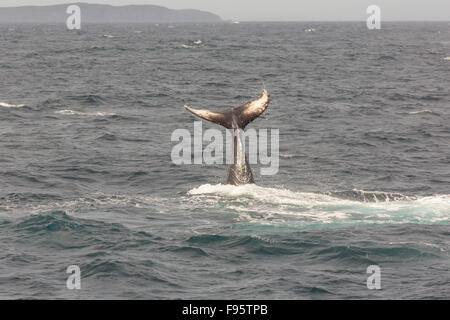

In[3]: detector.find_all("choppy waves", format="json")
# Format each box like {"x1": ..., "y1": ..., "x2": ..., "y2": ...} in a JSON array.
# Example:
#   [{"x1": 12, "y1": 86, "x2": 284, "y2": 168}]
[
  {"x1": 1, "y1": 203, "x2": 448, "y2": 299},
  {"x1": 1, "y1": 22, "x2": 450, "y2": 299}
]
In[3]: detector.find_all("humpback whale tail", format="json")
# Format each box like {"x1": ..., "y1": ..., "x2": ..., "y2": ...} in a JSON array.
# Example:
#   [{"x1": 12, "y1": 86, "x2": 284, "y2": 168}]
[
  {"x1": 184, "y1": 90, "x2": 270, "y2": 130},
  {"x1": 184, "y1": 90, "x2": 270, "y2": 185}
]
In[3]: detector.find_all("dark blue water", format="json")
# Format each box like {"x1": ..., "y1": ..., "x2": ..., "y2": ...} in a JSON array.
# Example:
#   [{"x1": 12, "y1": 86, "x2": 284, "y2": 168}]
[{"x1": 0, "y1": 22, "x2": 449, "y2": 299}]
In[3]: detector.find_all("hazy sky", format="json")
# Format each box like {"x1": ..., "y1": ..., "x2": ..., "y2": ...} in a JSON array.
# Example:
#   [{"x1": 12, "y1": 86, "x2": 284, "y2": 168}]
[{"x1": 1, "y1": 1, "x2": 449, "y2": 21}]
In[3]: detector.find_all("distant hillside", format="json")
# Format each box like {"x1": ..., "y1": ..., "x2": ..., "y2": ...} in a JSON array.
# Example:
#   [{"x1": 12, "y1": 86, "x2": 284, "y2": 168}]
[{"x1": 0, "y1": 3, "x2": 223, "y2": 24}]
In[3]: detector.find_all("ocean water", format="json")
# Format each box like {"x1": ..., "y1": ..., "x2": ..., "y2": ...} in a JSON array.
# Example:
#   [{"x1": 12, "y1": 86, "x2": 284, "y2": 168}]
[{"x1": 0, "y1": 22, "x2": 449, "y2": 299}]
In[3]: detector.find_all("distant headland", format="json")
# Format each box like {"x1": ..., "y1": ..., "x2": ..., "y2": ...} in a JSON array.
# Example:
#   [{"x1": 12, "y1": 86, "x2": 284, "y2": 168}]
[{"x1": 0, "y1": 2, "x2": 223, "y2": 24}]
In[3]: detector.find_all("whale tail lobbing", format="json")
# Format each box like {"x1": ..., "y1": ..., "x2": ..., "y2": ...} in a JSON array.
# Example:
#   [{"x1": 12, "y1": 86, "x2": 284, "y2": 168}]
[{"x1": 184, "y1": 90, "x2": 271, "y2": 185}]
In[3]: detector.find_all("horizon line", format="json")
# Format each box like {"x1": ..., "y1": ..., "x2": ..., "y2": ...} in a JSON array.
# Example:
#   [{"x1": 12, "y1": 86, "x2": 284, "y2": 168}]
[{"x1": 0, "y1": 3, "x2": 449, "y2": 22}]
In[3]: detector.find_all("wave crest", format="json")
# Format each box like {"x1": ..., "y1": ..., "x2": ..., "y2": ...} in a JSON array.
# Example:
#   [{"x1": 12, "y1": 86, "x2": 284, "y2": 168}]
[
  {"x1": 55, "y1": 109, "x2": 116, "y2": 117},
  {"x1": 0, "y1": 102, "x2": 26, "y2": 108}
]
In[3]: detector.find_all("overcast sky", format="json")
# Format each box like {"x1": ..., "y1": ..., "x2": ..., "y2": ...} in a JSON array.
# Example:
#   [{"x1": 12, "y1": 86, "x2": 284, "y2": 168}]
[{"x1": 0, "y1": 1, "x2": 449, "y2": 21}]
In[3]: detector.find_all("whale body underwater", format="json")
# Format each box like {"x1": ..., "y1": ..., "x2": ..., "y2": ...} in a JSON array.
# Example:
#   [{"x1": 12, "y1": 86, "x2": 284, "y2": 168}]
[{"x1": 184, "y1": 90, "x2": 270, "y2": 185}]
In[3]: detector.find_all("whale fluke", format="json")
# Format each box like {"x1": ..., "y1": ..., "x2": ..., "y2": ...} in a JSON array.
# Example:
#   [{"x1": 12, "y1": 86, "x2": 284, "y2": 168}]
[
  {"x1": 183, "y1": 106, "x2": 233, "y2": 128},
  {"x1": 184, "y1": 89, "x2": 270, "y2": 129},
  {"x1": 232, "y1": 89, "x2": 270, "y2": 128},
  {"x1": 184, "y1": 89, "x2": 270, "y2": 185}
]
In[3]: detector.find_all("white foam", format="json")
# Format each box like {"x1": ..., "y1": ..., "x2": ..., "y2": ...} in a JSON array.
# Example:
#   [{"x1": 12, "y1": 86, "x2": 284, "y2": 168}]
[
  {"x1": 0, "y1": 102, "x2": 25, "y2": 108},
  {"x1": 280, "y1": 153, "x2": 294, "y2": 159},
  {"x1": 408, "y1": 109, "x2": 433, "y2": 115},
  {"x1": 2, "y1": 186, "x2": 448, "y2": 227},
  {"x1": 55, "y1": 109, "x2": 116, "y2": 117},
  {"x1": 182, "y1": 40, "x2": 203, "y2": 49},
  {"x1": 187, "y1": 184, "x2": 450, "y2": 225},
  {"x1": 188, "y1": 183, "x2": 344, "y2": 206}
]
